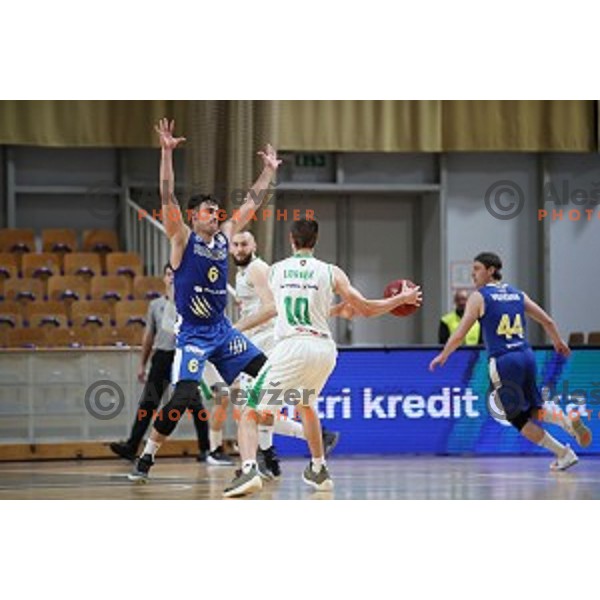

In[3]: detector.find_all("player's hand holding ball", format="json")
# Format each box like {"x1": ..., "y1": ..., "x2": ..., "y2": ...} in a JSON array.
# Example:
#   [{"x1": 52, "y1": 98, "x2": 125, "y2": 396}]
[{"x1": 384, "y1": 279, "x2": 423, "y2": 317}]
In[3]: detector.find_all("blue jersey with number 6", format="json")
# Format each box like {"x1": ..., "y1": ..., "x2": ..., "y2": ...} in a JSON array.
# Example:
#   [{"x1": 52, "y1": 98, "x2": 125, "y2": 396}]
[
  {"x1": 171, "y1": 230, "x2": 262, "y2": 385},
  {"x1": 174, "y1": 231, "x2": 229, "y2": 327},
  {"x1": 479, "y1": 283, "x2": 529, "y2": 358}
]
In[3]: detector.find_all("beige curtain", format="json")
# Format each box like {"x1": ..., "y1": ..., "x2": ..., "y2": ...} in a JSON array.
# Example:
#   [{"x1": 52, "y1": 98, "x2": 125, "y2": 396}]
[
  {"x1": 0, "y1": 100, "x2": 187, "y2": 147},
  {"x1": 186, "y1": 101, "x2": 279, "y2": 262},
  {"x1": 0, "y1": 100, "x2": 594, "y2": 153},
  {"x1": 279, "y1": 100, "x2": 442, "y2": 151},
  {"x1": 278, "y1": 100, "x2": 595, "y2": 152},
  {"x1": 441, "y1": 101, "x2": 595, "y2": 151}
]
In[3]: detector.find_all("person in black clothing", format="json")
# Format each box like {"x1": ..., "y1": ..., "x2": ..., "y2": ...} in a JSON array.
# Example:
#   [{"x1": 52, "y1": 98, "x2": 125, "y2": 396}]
[{"x1": 110, "y1": 265, "x2": 209, "y2": 461}]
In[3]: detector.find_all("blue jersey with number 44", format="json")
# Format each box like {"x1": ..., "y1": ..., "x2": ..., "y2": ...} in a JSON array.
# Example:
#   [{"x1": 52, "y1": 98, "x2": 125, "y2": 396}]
[{"x1": 478, "y1": 283, "x2": 530, "y2": 358}]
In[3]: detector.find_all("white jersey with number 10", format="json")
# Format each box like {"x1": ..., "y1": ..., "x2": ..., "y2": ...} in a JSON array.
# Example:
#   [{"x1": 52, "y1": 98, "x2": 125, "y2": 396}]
[{"x1": 269, "y1": 254, "x2": 334, "y2": 341}]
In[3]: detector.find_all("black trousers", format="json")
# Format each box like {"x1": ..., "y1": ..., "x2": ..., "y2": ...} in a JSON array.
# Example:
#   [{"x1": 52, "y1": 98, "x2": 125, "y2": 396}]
[{"x1": 125, "y1": 349, "x2": 209, "y2": 452}]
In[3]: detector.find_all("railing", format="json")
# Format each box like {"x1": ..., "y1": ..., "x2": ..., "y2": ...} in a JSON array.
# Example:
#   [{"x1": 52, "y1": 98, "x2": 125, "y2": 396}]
[
  {"x1": 125, "y1": 198, "x2": 170, "y2": 277},
  {"x1": 0, "y1": 348, "x2": 236, "y2": 447}
]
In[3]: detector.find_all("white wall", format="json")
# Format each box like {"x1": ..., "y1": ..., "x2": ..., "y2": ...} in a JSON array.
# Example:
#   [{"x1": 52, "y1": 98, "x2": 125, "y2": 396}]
[
  {"x1": 445, "y1": 152, "x2": 600, "y2": 341},
  {"x1": 546, "y1": 154, "x2": 600, "y2": 339},
  {"x1": 445, "y1": 153, "x2": 543, "y2": 337}
]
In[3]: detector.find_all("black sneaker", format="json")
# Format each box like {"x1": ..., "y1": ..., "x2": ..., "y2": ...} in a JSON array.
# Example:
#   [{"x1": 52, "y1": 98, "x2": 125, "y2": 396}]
[
  {"x1": 110, "y1": 441, "x2": 137, "y2": 462},
  {"x1": 261, "y1": 445, "x2": 281, "y2": 478},
  {"x1": 197, "y1": 450, "x2": 209, "y2": 463},
  {"x1": 322, "y1": 430, "x2": 340, "y2": 457},
  {"x1": 257, "y1": 448, "x2": 275, "y2": 481},
  {"x1": 128, "y1": 454, "x2": 154, "y2": 483},
  {"x1": 207, "y1": 446, "x2": 235, "y2": 466}
]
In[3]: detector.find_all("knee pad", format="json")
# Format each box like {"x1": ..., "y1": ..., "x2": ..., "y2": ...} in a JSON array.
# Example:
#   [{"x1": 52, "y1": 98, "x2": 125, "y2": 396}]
[
  {"x1": 243, "y1": 353, "x2": 267, "y2": 378},
  {"x1": 154, "y1": 380, "x2": 198, "y2": 436},
  {"x1": 507, "y1": 409, "x2": 532, "y2": 432}
]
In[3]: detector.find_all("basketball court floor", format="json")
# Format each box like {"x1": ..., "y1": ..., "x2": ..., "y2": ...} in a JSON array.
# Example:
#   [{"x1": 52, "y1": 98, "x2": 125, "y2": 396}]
[{"x1": 1, "y1": 456, "x2": 599, "y2": 499}]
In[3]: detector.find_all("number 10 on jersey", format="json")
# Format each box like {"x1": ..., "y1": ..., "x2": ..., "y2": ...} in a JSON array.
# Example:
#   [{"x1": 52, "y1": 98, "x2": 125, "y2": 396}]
[{"x1": 285, "y1": 296, "x2": 312, "y2": 326}]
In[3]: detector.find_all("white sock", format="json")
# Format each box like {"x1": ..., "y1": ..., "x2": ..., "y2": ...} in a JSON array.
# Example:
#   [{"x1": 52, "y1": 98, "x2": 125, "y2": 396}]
[
  {"x1": 274, "y1": 418, "x2": 305, "y2": 440},
  {"x1": 242, "y1": 459, "x2": 257, "y2": 474},
  {"x1": 312, "y1": 456, "x2": 326, "y2": 473},
  {"x1": 142, "y1": 439, "x2": 161, "y2": 459},
  {"x1": 537, "y1": 431, "x2": 566, "y2": 457},
  {"x1": 258, "y1": 424, "x2": 274, "y2": 450},
  {"x1": 209, "y1": 429, "x2": 223, "y2": 452}
]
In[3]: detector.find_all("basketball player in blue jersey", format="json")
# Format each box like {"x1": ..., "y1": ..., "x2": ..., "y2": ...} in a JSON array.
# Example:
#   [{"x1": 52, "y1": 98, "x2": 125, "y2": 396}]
[
  {"x1": 129, "y1": 118, "x2": 281, "y2": 482},
  {"x1": 430, "y1": 252, "x2": 591, "y2": 471}
]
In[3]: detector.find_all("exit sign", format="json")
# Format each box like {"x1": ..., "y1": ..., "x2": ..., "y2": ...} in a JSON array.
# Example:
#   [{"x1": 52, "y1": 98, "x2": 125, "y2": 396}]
[{"x1": 295, "y1": 153, "x2": 327, "y2": 168}]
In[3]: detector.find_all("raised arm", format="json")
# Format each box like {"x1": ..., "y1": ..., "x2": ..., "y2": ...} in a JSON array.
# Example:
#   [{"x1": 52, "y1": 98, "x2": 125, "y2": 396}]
[
  {"x1": 221, "y1": 144, "x2": 281, "y2": 242},
  {"x1": 332, "y1": 266, "x2": 422, "y2": 318},
  {"x1": 524, "y1": 294, "x2": 570, "y2": 357},
  {"x1": 429, "y1": 292, "x2": 482, "y2": 371},
  {"x1": 155, "y1": 119, "x2": 190, "y2": 267}
]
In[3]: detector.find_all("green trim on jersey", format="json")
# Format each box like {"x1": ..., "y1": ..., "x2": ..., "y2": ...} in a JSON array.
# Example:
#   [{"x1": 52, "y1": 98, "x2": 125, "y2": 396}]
[
  {"x1": 247, "y1": 366, "x2": 271, "y2": 409},
  {"x1": 293, "y1": 251, "x2": 313, "y2": 258}
]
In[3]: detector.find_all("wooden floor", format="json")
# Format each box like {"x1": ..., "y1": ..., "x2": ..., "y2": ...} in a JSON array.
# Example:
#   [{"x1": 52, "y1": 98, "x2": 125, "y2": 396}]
[{"x1": 1, "y1": 455, "x2": 600, "y2": 499}]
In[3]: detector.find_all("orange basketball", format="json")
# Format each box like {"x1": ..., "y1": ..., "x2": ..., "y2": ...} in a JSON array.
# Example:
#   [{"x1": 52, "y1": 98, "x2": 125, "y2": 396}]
[{"x1": 384, "y1": 279, "x2": 420, "y2": 317}]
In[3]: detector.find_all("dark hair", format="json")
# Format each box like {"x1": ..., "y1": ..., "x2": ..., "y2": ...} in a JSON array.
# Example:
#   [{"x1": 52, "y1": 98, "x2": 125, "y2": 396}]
[
  {"x1": 163, "y1": 263, "x2": 173, "y2": 274},
  {"x1": 474, "y1": 252, "x2": 502, "y2": 280},
  {"x1": 187, "y1": 194, "x2": 219, "y2": 212},
  {"x1": 291, "y1": 218, "x2": 319, "y2": 249}
]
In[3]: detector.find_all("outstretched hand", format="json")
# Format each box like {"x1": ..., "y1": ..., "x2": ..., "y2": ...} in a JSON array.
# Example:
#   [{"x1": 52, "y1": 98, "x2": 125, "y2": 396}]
[
  {"x1": 155, "y1": 118, "x2": 186, "y2": 151},
  {"x1": 400, "y1": 281, "x2": 423, "y2": 306},
  {"x1": 258, "y1": 143, "x2": 282, "y2": 172},
  {"x1": 429, "y1": 353, "x2": 446, "y2": 372}
]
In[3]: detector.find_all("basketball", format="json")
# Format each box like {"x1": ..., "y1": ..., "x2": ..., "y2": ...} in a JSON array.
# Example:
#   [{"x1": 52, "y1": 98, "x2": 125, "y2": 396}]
[{"x1": 384, "y1": 279, "x2": 420, "y2": 317}]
